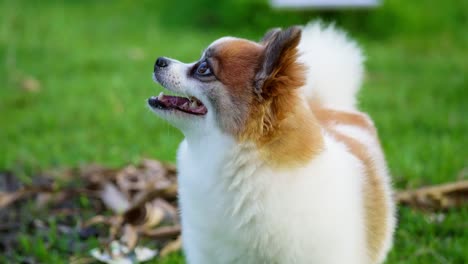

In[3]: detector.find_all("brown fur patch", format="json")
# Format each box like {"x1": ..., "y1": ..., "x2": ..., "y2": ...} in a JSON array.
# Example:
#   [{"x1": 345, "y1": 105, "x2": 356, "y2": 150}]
[
  {"x1": 210, "y1": 39, "x2": 263, "y2": 94},
  {"x1": 244, "y1": 99, "x2": 324, "y2": 167},
  {"x1": 311, "y1": 104, "x2": 377, "y2": 135},
  {"x1": 239, "y1": 28, "x2": 324, "y2": 167},
  {"x1": 315, "y1": 108, "x2": 389, "y2": 262}
]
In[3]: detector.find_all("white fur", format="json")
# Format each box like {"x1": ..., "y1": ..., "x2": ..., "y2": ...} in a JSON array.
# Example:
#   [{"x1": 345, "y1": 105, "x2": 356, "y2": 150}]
[
  {"x1": 178, "y1": 130, "x2": 371, "y2": 264},
  {"x1": 151, "y1": 22, "x2": 394, "y2": 264},
  {"x1": 298, "y1": 22, "x2": 365, "y2": 110}
]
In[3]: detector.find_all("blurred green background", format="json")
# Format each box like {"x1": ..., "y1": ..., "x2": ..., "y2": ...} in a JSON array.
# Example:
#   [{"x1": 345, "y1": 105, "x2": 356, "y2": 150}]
[{"x1": 0, "y1": 0, "x2": 467, "y2": 263}]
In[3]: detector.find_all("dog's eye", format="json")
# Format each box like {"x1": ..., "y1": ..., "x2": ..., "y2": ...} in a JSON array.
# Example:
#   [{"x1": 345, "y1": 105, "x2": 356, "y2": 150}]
[{"x1": 196, "y1": 61, "x2": 212, "y2": 76}]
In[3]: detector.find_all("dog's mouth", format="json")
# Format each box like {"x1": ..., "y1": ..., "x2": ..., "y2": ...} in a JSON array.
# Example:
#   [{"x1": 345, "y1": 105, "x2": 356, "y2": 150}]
[{"x1": 148, "y1": 92, "x2": 208, "y2": 116}]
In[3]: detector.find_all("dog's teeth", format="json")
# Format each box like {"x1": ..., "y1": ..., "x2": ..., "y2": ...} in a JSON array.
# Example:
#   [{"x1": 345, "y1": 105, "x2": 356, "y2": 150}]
[
  {"x1": 190, "y1": 101, "x2": 198, "y2": 108},
  {"x1": 181, "y1": 102, "x2": 189, "y2": 109},
  {"x1": 158, "y1": 92, "x2": 164, "y2": 100}
]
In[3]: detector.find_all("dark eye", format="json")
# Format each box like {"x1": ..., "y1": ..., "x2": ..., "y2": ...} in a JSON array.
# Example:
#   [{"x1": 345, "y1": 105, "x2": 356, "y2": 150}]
[{"x1": 196, "y1": 61, "x2": 212, "y2": 76}]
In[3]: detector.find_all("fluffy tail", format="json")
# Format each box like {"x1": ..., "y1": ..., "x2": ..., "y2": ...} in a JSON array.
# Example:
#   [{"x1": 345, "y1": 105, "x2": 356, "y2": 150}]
[{"x1": 298, "y1": 22, "x2": 364, "y2": 110}]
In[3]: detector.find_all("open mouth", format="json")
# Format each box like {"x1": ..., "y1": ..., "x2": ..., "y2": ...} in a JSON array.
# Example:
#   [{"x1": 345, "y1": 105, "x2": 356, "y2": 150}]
[{"x1": 148, "y1": 92, "x2": 208, "y2": 115}]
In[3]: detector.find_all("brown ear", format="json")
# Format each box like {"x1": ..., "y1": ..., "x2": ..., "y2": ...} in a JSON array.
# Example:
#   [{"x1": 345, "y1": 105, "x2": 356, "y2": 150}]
[{"x1": 254, "y1": 26, "x2": 303, "y2": 98}]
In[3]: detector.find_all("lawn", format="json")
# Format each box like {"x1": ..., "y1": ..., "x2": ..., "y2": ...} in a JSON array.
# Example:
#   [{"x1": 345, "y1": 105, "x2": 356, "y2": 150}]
[{"x1": 0, "y1": 0, "x2": 467, "y2": 263}]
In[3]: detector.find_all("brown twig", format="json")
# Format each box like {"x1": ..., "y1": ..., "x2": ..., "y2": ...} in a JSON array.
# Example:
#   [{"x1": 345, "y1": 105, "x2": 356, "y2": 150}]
[
  {"x1": 141, "y1": 225, "x2": 181, "y2": 239},
  {"x1": 397, "y1": 180, "x2": 468, "y2": 210}
]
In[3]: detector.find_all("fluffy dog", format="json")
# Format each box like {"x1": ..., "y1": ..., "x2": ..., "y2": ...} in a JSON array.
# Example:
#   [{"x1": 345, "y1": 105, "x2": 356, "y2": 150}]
[{"x1": 149, "y1": 22, "x2": 396, "y2": 264}]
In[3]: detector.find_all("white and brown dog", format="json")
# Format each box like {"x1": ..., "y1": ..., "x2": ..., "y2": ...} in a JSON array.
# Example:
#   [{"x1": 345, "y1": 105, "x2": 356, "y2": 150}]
[{"x1": 149, "y1": 22, "x2": 396, "y2": 264}]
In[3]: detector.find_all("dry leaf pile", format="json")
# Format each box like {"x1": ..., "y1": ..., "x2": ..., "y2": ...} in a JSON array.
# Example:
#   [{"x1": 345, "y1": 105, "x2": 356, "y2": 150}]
[{"x1": 0, "y1": 159, "x2": 181, "y2": 262}]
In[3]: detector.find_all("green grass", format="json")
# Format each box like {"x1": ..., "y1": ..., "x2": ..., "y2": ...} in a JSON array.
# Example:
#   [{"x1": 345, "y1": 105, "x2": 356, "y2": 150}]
[{"x1": 1, "y1": 0, "x2": 467, "y2": 263}]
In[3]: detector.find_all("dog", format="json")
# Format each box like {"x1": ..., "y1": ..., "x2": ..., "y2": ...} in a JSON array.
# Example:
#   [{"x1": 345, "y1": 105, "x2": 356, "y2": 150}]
[{"x1": 149, "y1": 22, "x2": 396, "y2": 264}]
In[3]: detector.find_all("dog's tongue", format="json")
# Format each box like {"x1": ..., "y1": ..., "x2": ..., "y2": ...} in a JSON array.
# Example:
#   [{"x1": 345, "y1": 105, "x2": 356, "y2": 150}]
[
  {"x1": 159, "y1": 95, "x2": 207, "y2": 115},
  {"x1": 164, "y1": 96, "x2": 189, "y2": 107}
]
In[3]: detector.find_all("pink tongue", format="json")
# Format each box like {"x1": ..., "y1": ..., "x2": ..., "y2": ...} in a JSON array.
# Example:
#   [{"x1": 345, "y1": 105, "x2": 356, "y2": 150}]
[
  {"x1": 161, "y1": 95, "x2": 207, "y2": 115},
  {"x1": 168, "y1": 96, "x2": 190, "y2": 106}
]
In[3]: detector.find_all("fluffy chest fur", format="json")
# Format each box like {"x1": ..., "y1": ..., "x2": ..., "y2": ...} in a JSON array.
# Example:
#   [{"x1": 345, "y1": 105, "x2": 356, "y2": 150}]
[{"x1": 177, "y1": 130, "x2": 370, "y2": 264}]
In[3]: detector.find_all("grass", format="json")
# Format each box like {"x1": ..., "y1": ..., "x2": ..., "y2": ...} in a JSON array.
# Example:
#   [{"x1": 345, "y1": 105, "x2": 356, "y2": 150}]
[{"x1": 0, "y1": 0, "x2": 467, "y2": 263}]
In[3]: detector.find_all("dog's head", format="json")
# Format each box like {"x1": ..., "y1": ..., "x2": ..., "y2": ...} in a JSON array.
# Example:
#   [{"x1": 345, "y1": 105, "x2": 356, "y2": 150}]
[{"x1": 149, "y1": 26, "x2": 306, "y2": 141}]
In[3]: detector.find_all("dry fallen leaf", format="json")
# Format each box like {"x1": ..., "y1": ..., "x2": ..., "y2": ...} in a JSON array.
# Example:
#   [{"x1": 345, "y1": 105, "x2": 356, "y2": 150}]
[
  {"x1": 100, "y1": 183, "x2": 131, "y2": 213},
  {"x1": 141, "y1": 201, "x2": 165, "y2": 228},
  {"x1": 79, "y1": 164, "x2": 118, "y2": 189},
  {"x1": 141, "y1": 225, "x2": 181, "y2": 239},
  {"x1": 153, "y1": 198, "x2": 179, "y2": 225},
  {"x1": 121, "y1": 224, "x2": 139, "y2": 251},
  {"x1": 115, "y1": 159, "x2": 176, "y2": 202},
  {"x1": 0, "y1": 191, "x2": 24, "y2": 208},
  {"x1": 160, "y1": 235, "x2": 182, "y2": 257},
  {"x1": 0, "y1": 187, "x2": 53, "y2": 209},
  {"x1": 124, "y1": 200, "x2": 165, "y2": 228},
  {"x1": 84, "y1": 215, "x2": 114, "y2": 227}
]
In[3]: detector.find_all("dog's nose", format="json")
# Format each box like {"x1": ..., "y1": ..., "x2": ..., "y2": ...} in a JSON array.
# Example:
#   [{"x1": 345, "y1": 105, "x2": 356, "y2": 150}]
[{"x1": 155, "y1": 57, "x2": 169, "y2": 70}]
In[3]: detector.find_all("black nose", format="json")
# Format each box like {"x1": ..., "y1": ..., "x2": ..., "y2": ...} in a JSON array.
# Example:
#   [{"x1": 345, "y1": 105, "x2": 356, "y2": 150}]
[{"x1": 155, "y1": 57, "x2": 169, "y2": 70}]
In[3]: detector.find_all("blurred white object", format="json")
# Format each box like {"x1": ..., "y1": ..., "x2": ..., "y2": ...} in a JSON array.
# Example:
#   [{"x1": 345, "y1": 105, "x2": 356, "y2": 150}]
[
  {"x1": 90, "y1": 241, "x2": 158, "y2": 264},
  {"x1": 271, "y1": 0, "x2": 380, "y2": 8},
  {"x1": 100, "y1": 183, "x2": 131, "y2": 213}
]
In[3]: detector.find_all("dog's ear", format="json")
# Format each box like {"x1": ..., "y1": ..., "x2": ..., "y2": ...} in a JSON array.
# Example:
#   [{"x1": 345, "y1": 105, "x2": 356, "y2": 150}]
[
  {"x1": 259, "y1": 27, "x2": 281, "y2": 44},
  {"x1": 254, "y1": 26, "x2": 304, "y2": 98}
]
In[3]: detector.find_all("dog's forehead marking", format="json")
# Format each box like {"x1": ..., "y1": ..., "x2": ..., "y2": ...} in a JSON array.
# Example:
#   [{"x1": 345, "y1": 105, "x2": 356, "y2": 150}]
[
  {"x1": 207, "y1": 38, "x2": 263, "y2": 87},
  {"x1": 202, "y1": 37, "x2": 238, "y2": 58},
  {"x1": 209, "y1": 37, "x2": 240, "y2": 48},
  {"x1": 204, "y1": 37, "x2": 262, "y2": 58}
]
